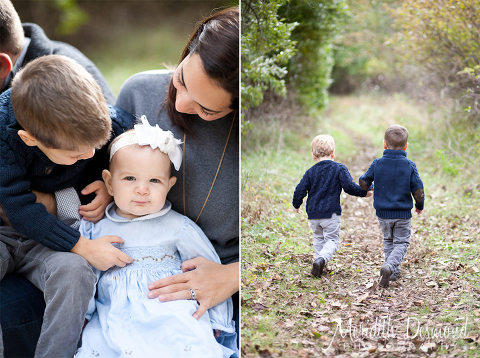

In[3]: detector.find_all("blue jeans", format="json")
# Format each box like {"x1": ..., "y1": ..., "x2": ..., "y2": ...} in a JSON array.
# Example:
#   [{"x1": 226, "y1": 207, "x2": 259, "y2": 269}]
[{"x1": 0, "y1": 274, "x2": 44, "y2": 358}]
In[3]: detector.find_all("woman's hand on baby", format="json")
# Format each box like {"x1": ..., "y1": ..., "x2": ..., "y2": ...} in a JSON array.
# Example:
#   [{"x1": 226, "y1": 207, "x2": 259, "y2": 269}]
[
  {"x1": 148, "y1": 257, "x2": 239, "y2": 320},
  {"x1": 71, "y1": 236, "x2": 133, "y2": 271},
  {"x1": 79, "y1": 180, "x2": 113, "y2": 223}
]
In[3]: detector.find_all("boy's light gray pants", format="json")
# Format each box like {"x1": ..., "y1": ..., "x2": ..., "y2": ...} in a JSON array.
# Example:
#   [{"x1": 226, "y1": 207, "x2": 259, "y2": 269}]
[
  {"x1": 378, "y1": 218, "x2": 411, "y2": 279},
  {"x1": 309, "y1": 214, "x2": 341, "y2": 264},
  {"x1": 0, "y1": 226, "x2": 96, "y2": 358}
]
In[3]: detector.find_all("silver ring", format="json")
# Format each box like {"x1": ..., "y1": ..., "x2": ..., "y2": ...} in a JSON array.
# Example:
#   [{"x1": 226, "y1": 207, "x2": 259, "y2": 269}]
[{"x1": 188, "y1": 288, "x2": 196, "y2": 300}]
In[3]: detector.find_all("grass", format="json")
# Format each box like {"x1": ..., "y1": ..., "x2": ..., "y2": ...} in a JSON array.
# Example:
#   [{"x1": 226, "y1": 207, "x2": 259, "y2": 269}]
[{"x1": 241, "y1": 92, "x2": 480, "y2": 357}]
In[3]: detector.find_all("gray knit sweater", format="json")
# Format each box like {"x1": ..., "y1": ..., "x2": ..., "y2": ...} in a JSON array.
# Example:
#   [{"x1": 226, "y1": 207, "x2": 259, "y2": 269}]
[{"x1": 116, "y1": 70, "x2": 239, "y2": 264}]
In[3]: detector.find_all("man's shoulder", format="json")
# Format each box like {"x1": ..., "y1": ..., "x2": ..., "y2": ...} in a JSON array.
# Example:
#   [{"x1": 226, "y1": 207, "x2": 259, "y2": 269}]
[{"x1": 23, "y1": 23, "x2": 86, "y2": 61}]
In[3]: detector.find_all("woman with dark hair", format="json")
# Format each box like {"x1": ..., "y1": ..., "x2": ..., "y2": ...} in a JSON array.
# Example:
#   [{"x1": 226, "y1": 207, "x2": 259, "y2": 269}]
[{"x1": 115, "y1": 5, "x2": 240, "y2": 338}]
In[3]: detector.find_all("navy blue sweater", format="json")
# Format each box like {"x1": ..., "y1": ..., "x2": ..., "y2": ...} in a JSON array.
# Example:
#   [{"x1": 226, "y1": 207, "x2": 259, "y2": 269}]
[
  {"x1": 292, "y1": 160, "x2": 368, "y2": 219},
  {"x1": 359, "y1": 149, "x2": 424, "y2": 219},
  {"x1": 0, "y1": 89, "x2": 135, "y2": 251}
]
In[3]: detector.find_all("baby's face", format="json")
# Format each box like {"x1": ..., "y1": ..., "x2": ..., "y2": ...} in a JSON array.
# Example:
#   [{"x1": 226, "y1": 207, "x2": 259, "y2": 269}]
[{"x1": 105, "y1": 146, "x2": 176, "y2": 219}]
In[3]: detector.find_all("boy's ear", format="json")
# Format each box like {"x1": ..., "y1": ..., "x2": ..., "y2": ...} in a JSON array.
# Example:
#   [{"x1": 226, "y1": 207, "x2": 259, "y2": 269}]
[
  {"x1": 383, "y1": 140, "x2": 388, "y2": 149},
  {"x1": 18, "y1": 130, "x2": 38, "y2": 147},
  {"x1": 403, "y1": 142, "x2": 409, "y2": 151},
  {"x1": 0, "y1": 54, "x2": 13, "y2": 82},
  {"x1": 168, "y1": 176, "x2": 177, "y2": 190},
  {"x1": 102, "y1": 169, "x2": 114, "y2": 196}
]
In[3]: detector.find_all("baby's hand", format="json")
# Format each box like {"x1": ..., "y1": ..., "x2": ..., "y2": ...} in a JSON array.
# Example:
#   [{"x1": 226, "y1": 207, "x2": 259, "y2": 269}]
[
  {"x1": 294, "y1": 207, "x2": 303, "y2": 214},
  {"x1": 79, "y1": 180, "x2": 113, "y2": 223},
  {"x1": 415, "y1": 208, "x2": 422, "y2": 215},
  {"x1": 366, "y1": 190, "x2": 373, "y2": 198}
]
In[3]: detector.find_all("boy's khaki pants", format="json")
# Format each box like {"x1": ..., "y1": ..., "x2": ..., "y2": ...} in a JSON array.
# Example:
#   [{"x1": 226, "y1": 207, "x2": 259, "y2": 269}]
[{"x1": 309, "y1": 213, "x2": 341, "y2": 264}]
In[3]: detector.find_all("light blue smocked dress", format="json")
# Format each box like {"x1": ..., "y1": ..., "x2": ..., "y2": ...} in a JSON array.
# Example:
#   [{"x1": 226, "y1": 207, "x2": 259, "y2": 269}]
[{"x1": 75, "y1": 202, "x2": 237, "y2": 358}]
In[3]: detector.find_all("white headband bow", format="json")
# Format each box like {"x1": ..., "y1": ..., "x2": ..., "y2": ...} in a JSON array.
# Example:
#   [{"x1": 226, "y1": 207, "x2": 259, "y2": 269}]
[{"x1": 110, "y1": 116, "x2": 183, "y2": 170}]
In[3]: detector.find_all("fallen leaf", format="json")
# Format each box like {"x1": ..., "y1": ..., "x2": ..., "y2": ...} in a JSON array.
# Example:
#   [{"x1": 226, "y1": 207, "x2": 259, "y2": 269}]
[
  {"x1": 297, "y1": 348, "x2": 311, "y2": 357},
  {"x1": 252, "y1": 303, "x2": 268, "y2": 312},
  {"x1": 316, "y1": 325, "x2": 330, "y2": 332},
  {"x1": 356, "y1": 292, "x2": 369, "y2": 303},
  {"x1": 419, "y1": 342, "x2": 436, "y2": 352},
  {"x1": 258, "y1": 348, "x2": 272, "y2": 357},
  {"x1": 284, "y1": 319, "x2": 295, "y2": 328},
  {"x1": 274, "y1": 244, "x2": 281, "y2": 256},
  {"x1": 465, "y1": 266, "x2": 479, "y2": 274},
  {"x1": 464, "y1": 335, "x2": 480, "y2": 343},
  {"x1": 425, "y1": 281, "x2": 437, "y2": 287},
  {"x1": 331, "y1": 301, "x2": 343, "y2": 309}
]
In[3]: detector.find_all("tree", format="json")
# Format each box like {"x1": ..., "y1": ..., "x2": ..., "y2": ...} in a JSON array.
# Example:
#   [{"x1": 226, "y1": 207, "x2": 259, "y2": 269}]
[
  {"x1": 393, "y1": 0, "x2": 480, "y2": 122},
  {"x1": 241, "y1": 0, "x2": 298, "y2": 110},
  {"x1": 241, "y1": 0, "x2": 348, "y2": 112},
  {"x1": 279, "y1": 0, "x2": 349, "y2": 108}
]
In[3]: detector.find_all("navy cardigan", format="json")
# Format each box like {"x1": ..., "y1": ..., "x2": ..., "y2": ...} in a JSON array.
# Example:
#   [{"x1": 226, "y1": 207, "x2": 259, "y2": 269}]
[
  {"x1": 0, "y1": 89, "x2": 135, "y2": 251},
  {"x1": 359, "y1": 149, "x2": 424, "y2": 219},
  {"x1": 292, "y1": 160, "x2": 368, "y2": 219}
]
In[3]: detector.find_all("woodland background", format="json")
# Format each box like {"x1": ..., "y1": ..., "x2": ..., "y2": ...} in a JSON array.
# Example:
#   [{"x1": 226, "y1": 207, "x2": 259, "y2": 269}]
[{"x1": 13, "y1": 0, "x2": 236, "y2": 95}]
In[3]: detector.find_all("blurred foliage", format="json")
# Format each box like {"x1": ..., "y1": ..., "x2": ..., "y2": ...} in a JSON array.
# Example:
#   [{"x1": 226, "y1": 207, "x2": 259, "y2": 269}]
[
  {"x1": 330, "y1": 0, "x2": 399, "y2": 94},
  {"x1": 241, "y1": 0, "x2": 298, "y2": 110},
  {"x1": 392, "y1": 0, "x2": 480, "y2": 123},
  {"x1": 241, "y1": 0, "x2": 348, "y2": 112},
  {"x1": 279, "y1": 0, "x2": 348, "y2": 109},
  {"x1": 55, "y1": 0, "x2": 89, "y2": 35}
]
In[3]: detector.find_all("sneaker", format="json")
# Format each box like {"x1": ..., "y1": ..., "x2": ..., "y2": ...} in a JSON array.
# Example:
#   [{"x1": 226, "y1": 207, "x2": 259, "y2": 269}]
[
  {"x1": 311, "y1": 258, "x2": 325, "y2": 278},
  {"x1": 379, "y1": 265, "x2": 391, "y2": 288},
  {"x1": 390, "y1": 273, "x2": 400, "y2": 281}
]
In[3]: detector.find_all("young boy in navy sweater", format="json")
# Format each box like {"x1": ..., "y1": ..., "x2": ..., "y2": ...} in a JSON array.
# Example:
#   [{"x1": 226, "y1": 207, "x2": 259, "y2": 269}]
[
  {"x1": 0, "y1": 55, "x2": 135, "y2": 357},
  {"x1": 359, "y1": 124, "x2": 424, "y2": 288},
  {"x1": 292, "y1": 135, "x2": 371, "y2": 277}
]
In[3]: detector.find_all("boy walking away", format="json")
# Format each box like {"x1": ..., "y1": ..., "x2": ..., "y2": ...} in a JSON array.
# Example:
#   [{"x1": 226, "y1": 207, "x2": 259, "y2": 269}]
[
  {"x1": 292, "y1": 135, "x2": 372, "y2": 278},
  {"x1": 0, "y1": 55, "x2": 135, "y2": 357},
  {"x1": 359, "y1": 124, "x2": 424, "y2": 288}
]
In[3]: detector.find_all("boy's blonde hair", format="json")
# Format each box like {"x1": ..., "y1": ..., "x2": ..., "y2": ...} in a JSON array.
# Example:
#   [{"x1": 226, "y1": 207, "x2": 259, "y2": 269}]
[
  {"x1": 11, "y1": 55, "x2": 111, "y2": 150},
  {"x1": 384, "y1": 124, "x2": 408, "y2": 150},
  {"x1": 311, "y1": 134, "x2": 335, "y2": 158},
  {"x1": 0, "y1": 0, "x2": 24, "y2": 56}
]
